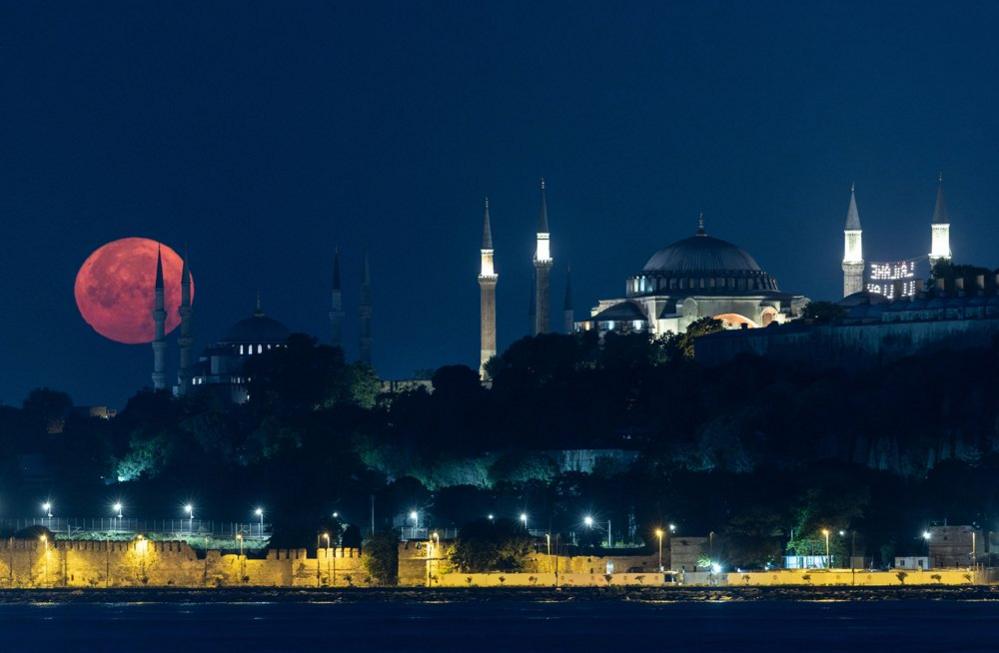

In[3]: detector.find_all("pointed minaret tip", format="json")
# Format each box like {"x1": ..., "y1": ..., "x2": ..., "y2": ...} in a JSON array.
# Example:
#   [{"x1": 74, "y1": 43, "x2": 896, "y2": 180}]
[
  {"x1": 481, "y1": 196, "x2": 494, "y2": 250},
  {"x1": 845, "y1": 184, "x2": 862, "y2": 230},
  {"x1": 696, "y1": 211, "x2": 706, "y2": 236},
  {"x1": 537, "y1": 179, "x2": 550, "y2": 233},
  {"x1": 932, "y1": 173, "x2": 949, "y2": 224},
  {"x1": 154, "y1": 245, "x2": 165, "y2": 289}
]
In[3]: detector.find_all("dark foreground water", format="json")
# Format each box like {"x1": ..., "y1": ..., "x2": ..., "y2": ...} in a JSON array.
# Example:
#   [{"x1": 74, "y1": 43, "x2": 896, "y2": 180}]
[{"x1": 5, "y1": 588, "x2": 999, "y2": 652}]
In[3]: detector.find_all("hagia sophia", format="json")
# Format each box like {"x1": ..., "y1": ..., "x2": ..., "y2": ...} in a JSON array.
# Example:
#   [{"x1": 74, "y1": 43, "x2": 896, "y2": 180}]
[{"x1": 148, "y1": 175, "x2": 961, "y2": 399}]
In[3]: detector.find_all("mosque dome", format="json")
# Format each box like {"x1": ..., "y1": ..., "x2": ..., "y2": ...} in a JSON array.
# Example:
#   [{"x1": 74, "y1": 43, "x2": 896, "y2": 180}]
[
  {"x1": 629, "y1": 221, "x2": 779, "y2": 296},
  {"x1": 221, "y1": 303, "x2": 290, "y2": 345},
  {"x1": 643, "y1": 234, "x2": 762, "y2": 274}
]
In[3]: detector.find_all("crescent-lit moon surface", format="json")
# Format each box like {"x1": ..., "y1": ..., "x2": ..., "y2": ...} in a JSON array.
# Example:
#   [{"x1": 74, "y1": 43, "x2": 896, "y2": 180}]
[{"x1": 74, "y1": 237, "x2": 193, "y2": 345}]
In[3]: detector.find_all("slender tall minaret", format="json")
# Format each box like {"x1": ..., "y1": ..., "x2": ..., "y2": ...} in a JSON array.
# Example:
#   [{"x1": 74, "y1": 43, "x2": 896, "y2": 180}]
[
  {"x1": 563, "y1": 266, "x2": 574, "y2": 333},
  {"x1": 359, "y1": 252, "x2": 373, "y2": 365},
  {"x1": 533, "y1": 178, "x2": 553, "y2": 335},
  {"x1": 842, "y1": 183, "x2": 865, "y2": 297},
  {"x1": 528, "y1": 269, "x2": 536, "y2": 335},
  {"x1": 478, "y1": 197, "x2": 498, "y2": 378},
  {"x1": 176, "y1": 249, "x2": 193, "y2": 395},
  {"x1": 151, "y1": 246, "x2": 167, "y2": 390},
  {"x1": 330, "y1": 248, "x2": 345, "y2": 349},
  {"x1": 929, "y1": 173, "x2": 952, "y2": 266}
]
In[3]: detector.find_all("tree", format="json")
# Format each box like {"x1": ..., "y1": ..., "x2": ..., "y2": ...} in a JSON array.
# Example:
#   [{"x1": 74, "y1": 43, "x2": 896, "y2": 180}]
[
  {"x1": 451, "y1": 518, "x2": 532, "y2": 572},
  {"x1": 802, "y1": 301, "x2": 845, "y2": 324},
  {"x1": 362, "y1": 531, "x2": 400, "y2": 585}
]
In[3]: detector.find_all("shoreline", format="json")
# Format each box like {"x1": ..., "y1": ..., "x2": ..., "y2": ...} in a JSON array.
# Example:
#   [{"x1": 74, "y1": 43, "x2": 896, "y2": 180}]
[{"x1": 0, "y1": 585, "x2": 997, "y2": 604}]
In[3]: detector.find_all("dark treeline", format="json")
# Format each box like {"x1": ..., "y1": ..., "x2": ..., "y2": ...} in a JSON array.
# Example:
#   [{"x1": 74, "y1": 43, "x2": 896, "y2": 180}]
[{"x1": 3, "y1": 325, "x2": 999, "y2": 566}]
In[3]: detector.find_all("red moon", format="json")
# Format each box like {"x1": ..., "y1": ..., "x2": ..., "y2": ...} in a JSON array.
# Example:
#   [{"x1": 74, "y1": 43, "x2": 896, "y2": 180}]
[{"x1": 74, "y1": 237, "x2": 193, "y2": 344}]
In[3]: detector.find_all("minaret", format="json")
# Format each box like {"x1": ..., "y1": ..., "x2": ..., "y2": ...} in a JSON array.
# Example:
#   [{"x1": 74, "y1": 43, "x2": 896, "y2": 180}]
[
  {"x1": 176, "y1": 249, "x2": 193, "y2": 395},
  {"x1": 478, "y1": 197, "x2": 498, "y2": 378},
  {"x1": 842, "y1": 183, "x2": 865, "y2": 297},
  {"x1": 929, "y1": 173, "x2": 952, "y2": 266},
  {"x1": 330, "y1": 248, "x2": 345, "y2": 349},
  {"x1": 151, "y1": 246, "x2": 167, "y2": 390},
  {"x1": 528, "y1": 269, "x2": 536, "y2": 335},
  {"x1": 563, "y1": 266, "x2": 574, "y2": 333},
  {"x1": 359, "y1": 252, "x2": 373, "y2": 365},
  {"x1": 533, "y1": 178, "x2": 553, "y2": 335}
]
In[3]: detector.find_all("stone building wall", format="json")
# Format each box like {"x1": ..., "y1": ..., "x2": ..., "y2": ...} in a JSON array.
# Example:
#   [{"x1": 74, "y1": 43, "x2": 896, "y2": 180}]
[{"x1": 0, "y1": 539, "x2": 366, "y2": 588}]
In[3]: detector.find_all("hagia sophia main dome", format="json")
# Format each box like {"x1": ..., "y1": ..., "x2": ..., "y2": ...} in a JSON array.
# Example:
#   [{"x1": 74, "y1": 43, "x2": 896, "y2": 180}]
[{"x1": 579, "y1": 218, "x2": 807, "y2": 335}]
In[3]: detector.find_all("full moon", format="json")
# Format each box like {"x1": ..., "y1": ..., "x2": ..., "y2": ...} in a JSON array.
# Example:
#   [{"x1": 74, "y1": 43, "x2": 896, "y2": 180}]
[{"x1": 74, "y1": 237, "x2": 193, "y2": 344}]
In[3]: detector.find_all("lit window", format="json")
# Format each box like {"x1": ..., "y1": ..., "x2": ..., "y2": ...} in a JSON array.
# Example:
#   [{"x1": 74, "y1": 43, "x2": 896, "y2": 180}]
[{"x1": 257, "y1": 344, "x2": 263, "y2": 354}]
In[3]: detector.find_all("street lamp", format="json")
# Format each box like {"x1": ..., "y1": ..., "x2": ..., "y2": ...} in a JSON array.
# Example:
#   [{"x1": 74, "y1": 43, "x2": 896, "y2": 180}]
[
  {"x1": 519, "y1": 513, "x2": 528, "y2": 530},
  {"x1": 236, "y1": 533, "x2": 245, "y2": 580},
  {"x1": 322, "y1": 532, "x2": 331, "y2": 586},
  {"x1": 583, "y1": 515, "x2": 594, "y2": 528},
  {"x1": 184, "y1": 504, "x2": 194, "y2": 533},
  {"x1": 255, "y1": 507, "x2": 264, "y2": 537},
  {"x1": 655, "y1": 528, "x2": 665, "y2": 572},
  {"x1": 669, "y1": 523, "x2": 676, "y2": 534},
  {"x1": 922, "y1": 530, "x2": 931, "y2": 541},
  {"x1": 113, "y1": 501, "x2": 123, "y2": 533},
  {"x1": 821, "y1": 529, "x2": 831, "y2": 568},
  {"x1": 42, "y1": 501, "x2": 53, "y2": 530},
  {"x1": 487, "y1": 514, "x2": 494, "y2": 521}
]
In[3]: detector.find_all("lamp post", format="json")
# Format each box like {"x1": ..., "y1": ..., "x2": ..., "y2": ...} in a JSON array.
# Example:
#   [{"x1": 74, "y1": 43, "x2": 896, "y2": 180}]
[
  {"x1": 322, "y1": 532, "x2": 331, "y2": 586},
  {"x1": 42, "y1": 501, "x2": 52, "y2": 531},
  {"x1": 255, "y1": 508, "x2": 264, "y2": 537},
  {"x1": 409, "y1": 510, "x2": 419, "y2": 539},
  {"x1": 655, "y1": 528, "x2": 665, "y2": 572},
  {"x1": 520, "y1": 513, "x2": 528, "y2": 531},
  {"x1": 821, "y1": 529, "x2": 831, "y2": 568},
  {"x1": 236, "y1": 533, "x2": 245, "y2": 581},
  {"x1": 113, "y1": 502, "x2": 123, "y2": 533},
  {"x1": 184, "y1": 504, "x2": 194, "y2": 533}
]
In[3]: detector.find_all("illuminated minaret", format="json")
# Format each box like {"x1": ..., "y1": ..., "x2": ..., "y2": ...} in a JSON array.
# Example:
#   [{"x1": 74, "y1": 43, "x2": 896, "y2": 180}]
[
  {"x1": 929, "y1": 173, "x2": 952, "y2": 267},
  {"x1": 359, "y1": 252, "x2": 373, "y2": 365},
  {"x1": 842, "y1": 183, "x2": 864, "y2": 297},
  {"x1": 176, "y1": 249, "x2": 193, "y2": 395},
  {"x1": 477, "y1": 198, "x2": 498, "y2": 377},
  {"x1": 563, "y1": 266, "x2": 574, "y2": 333},
  {"x1": 533, "y1": 178, "x2": 553, "y2": 335},
  {"x1": 151, "y1": 246, "x2": 167, "y2": 390},
  {"x1": 330, "y1": 248, "x2": 345, "y2": 349}
]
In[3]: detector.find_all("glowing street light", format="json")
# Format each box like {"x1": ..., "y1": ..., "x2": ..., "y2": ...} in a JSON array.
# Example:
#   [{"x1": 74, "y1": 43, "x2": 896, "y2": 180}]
[
  {"x1": 583, "y1": 515, "x2": 594, "y2": 528},
  {"x1": 254, "y1": 507, "x2": 264, "y2": 537},
  {"x1": 655, "y1": 528, "x2": 665, "y2": 571},
  {"x1": 669, "y1": 523, "x2": 676, "y2": 533},
  {"x1": 821, "y1": 528, "x2": 831, "y2": 567},
  {"x1": 41, "y1": 501, "x2": 53, "y2": 531},
  {"x1": 184, "y1": 503, "x2": 194, "y2": 533},
  {"x1": 922, "y1": 530, "x2": 931, "y2": 541},
  {"x1": 519, "y1": 513, "x2": 528, "y2": 529},
  {"x1": 487, "y1": 514, "x2": 494, "y2": 521}
]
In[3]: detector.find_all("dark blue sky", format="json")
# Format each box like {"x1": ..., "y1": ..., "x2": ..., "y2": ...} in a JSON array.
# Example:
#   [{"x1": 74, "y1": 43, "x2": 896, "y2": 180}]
[{"x1": 3, "y1": 1, "x2": 999, "y2": 407}]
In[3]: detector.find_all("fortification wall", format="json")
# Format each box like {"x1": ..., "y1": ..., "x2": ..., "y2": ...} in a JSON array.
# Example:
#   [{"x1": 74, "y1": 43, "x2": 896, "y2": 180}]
[{"x1": 0, "y1": 540, "x2": 366, "y2": 588}]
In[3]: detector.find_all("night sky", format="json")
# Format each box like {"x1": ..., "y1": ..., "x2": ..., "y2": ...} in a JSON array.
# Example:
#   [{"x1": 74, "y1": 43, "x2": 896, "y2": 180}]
[{"x1": 3, "y1": 1, "x2": 999, "y2": 407}]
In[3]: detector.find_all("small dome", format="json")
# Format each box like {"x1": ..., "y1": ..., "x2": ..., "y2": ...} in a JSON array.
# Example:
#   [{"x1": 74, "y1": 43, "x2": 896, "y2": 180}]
[
  {"x1": 222, "y1": 310, "x2": 290, "y2": 344},
  {"x1": 643, "y1": 234, "x2": 762, "y2": 274}
]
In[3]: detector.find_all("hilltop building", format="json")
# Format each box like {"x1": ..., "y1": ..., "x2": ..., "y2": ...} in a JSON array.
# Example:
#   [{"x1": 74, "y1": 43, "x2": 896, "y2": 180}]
[{"x1": 578, "y1": 215, "x2": 808, "y2": 335}]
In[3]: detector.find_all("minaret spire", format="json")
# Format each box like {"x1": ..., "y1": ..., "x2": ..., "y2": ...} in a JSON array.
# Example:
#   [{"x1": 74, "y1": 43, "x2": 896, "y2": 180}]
[
  {"x1": 151, "y1": 245, "x2": 167, "y2": 390},
  {"x1": 330, "y1": 248, "x2": 345, "y2": 349},
  {"x1": 478, "y1": 197, "x2": 498, "y2": 378},
  {"x1": 359, "y1": 252, "x2": 373, "y2": 366},
  {"x1": 929, "y1": 173, "x2": 952, "y2": 265},
  {"x1": 842, "y1": 183, "x2": 865, "y2": 297},
  {"x1": 533, "y1": 178, "x2": 553, "y2": 335},
  {"x1": 696, "y1": 211, "x2": 706, "y2": 236},
  {"x1": 175, "y1": 247, "x2": 194, "y2": 396},
  {"x1": 563, "y1": 265, "x2": 574, "y2": 333}
]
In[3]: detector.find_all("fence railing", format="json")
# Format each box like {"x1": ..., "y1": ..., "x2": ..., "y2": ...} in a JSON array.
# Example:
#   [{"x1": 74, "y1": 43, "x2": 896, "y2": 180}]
[
  {"x1": 0, "y1": 517, "x2": 271, "y2": 539},
  {"x1": 399, "y1": 527, "x2": 459, "y2": 541}
]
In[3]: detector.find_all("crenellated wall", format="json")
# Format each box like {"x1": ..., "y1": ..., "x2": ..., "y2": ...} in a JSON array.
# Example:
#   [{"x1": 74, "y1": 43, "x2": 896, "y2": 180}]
[{"x1": 0, "y1": 539, "x2": 367, "y2": 588}]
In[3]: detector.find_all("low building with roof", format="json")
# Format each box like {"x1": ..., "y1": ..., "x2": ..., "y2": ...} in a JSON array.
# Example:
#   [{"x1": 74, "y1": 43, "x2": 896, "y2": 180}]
[{"x1": 578, "y1": 216, "x2": 808, "y2": 335}]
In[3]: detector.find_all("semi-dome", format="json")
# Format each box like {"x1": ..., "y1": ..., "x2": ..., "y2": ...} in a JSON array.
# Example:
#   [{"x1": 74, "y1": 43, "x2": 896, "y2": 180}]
[
  {"x1": 643, "y1": 234, "x2": 762, "y2": 274},
  {"x1": 221, "y1": 307, "x2": 290, "y2": 345}
]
